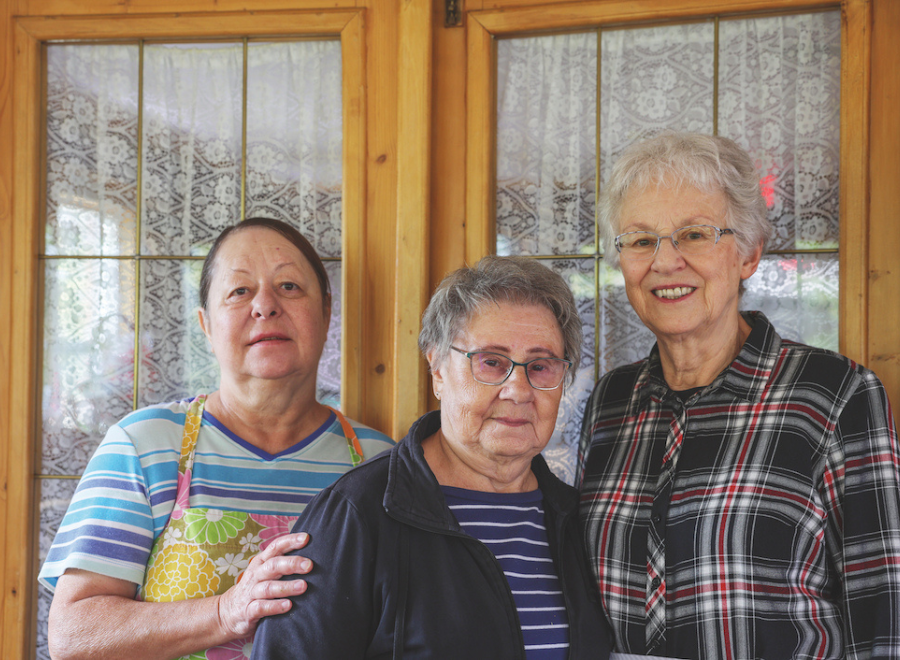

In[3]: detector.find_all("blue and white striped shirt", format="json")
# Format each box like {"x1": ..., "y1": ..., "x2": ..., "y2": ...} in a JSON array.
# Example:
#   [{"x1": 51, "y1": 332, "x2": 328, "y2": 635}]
[
  {"x1": 443, "y1": 485, "x2": 570, "y2": 659},
  {"x1": 39, "y1": 398, "x2": 394, "y2": 591}
]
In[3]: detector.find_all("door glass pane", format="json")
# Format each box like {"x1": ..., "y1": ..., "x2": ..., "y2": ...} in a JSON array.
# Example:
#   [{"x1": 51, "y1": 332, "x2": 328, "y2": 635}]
[
  {"x1": 720, "y1": 12, "x2": 841, "y2": 251},
  {"x1": 599, "y1": 22, "x2": 715, "y2": 183},
  {"x1": 496, "y1": 32, "x2": 598, "y2": 257},
  {"x1": 141, "y1": 43, "x2": 244, "y2": 256},
  {"x1": 45, "y1": 44, "x2": 139, "y2": 256}
]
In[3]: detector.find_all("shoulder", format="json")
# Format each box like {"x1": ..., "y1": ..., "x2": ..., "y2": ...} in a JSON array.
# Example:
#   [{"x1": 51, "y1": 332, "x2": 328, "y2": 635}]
[
  {"x1": 586, "y1": 359, "x2": 647, "y2": 413},
  {"x1": 298, "y1": 446, "x2": 393, "y2": 518},
  {"x1": 342, "y1": 416, "x2": 395, "y2": 454},
  {"x1": 85, "y1": 399, "x2": 199, "y2": 472},
  {"x1": 774, "y1": 340, "x2": 873, "y2": 396}
]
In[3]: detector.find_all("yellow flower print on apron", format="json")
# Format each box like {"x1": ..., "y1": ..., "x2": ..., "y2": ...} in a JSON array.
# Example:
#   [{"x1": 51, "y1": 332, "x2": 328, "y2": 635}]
[{"x1": 138, "y1": 395, "x2": 364, "y2": 660}]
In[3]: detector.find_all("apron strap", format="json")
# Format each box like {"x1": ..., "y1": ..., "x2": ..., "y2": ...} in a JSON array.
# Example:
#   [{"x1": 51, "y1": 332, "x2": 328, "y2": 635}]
[
  {"x1": 325, "y1": 405, "x2": 364, "y2": 467},
  {"x1": 177, "y1": 394, "x2": 207, "y2": 475}
]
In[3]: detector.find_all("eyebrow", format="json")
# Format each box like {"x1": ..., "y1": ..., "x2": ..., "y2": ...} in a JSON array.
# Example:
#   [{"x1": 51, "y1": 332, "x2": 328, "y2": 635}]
[
  {"x1": 471, "y1": 344, "x2": 562, "y2": 358},
  {"x1": 225, "y1": 261, "x2": 304, "y2": 276},
  {"x1": 624, "y1": 215, "x2": 716, "y2": 232}
]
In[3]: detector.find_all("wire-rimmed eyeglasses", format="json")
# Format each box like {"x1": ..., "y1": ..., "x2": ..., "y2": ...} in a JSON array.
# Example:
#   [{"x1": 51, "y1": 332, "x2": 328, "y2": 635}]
[
  {"x1": 614, "y1": 224, "x2": 735, "y2": 261},
  {"x1": 450, "y1": 346, "x2": 570, "y2": 391}
]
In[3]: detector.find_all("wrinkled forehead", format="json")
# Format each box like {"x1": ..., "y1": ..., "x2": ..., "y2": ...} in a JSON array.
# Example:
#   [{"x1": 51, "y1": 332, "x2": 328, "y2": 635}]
[{"x1": 215, "y1": 226, "x2": 311, "y2": 272}]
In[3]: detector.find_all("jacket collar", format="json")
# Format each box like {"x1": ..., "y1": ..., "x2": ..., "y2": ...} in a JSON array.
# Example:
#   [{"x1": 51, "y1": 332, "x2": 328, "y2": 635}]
[
  {"x1": 637, "y1": 310, "x2": 782, "y2": 406},
  {"x1": 383, "y1": 410, "x2": 576, "y2": 531}
]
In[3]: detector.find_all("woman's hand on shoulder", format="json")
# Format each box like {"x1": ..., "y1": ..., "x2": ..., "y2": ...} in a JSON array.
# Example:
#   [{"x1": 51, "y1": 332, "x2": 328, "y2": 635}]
[{"x1": 216, "y1": 532, "x2": 313, "y2": 637}]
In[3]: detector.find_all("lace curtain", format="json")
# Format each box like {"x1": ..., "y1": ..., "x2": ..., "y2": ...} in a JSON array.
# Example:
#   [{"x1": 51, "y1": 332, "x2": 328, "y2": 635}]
[
  {"x1": 38, "y1": 40, "x2": 342, "y2": 659},
  {"x1": 496, "y1": 11, "x2": 841, "y2": 484}
]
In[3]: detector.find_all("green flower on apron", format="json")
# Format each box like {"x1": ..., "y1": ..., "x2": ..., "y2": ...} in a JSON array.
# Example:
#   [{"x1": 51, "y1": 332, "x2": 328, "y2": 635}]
[{"x1": 183, "y1": 508, "x2": 248, "y2": 545}]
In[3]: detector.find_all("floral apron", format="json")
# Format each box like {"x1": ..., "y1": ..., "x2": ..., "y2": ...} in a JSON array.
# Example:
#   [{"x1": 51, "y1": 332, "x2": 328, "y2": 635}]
[{"x1": 137, "y1": 395, "x2": 363, "y2": 660}]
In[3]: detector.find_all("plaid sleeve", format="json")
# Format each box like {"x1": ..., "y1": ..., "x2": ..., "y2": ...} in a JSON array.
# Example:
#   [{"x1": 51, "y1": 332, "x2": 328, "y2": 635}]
[{"x1": 825, "y1": 369, "x2": 900, "y2": 658}]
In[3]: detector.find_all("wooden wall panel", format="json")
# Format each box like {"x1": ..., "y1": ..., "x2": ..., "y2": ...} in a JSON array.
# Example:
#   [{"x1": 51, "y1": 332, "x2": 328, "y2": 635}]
[
  {"x1": 392, "y1": 0, "x2": 432, "y2": 438},
  {"x1": 360, "y1": 0, "x2": 399, "y2": 434},
  {"x1": 0, "y1": 0, "x2": 13, "y2": 654},
  {"x1": 868, "y1": 0, "x2": 900, "y2": 407}
]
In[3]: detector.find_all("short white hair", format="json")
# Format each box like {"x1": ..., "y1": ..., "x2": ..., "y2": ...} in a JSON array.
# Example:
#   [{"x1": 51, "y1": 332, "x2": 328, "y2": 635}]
[{"x1": 600, "y1": 132, "x2": 772, "y2": 269}]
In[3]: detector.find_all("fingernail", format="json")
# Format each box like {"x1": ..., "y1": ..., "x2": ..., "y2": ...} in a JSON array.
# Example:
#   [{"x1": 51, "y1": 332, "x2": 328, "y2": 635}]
[{"x1": 301, "y1": 559, "x2": 312, "y2": 571}]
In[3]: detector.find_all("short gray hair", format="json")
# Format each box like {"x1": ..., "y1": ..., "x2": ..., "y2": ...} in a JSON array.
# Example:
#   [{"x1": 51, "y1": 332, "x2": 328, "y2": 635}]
[
  {"x1": 419, "y1": 255, "x2": 582, "y2": 383},
  {"x1": 599, "y1": 132, "x2": 771, "y2": 269}
]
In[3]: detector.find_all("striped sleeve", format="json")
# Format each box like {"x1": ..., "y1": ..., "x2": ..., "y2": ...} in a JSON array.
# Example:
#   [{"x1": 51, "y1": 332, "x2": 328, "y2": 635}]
[{"x1": 38, "y1": 419, "x2": 180, "y2": 590}]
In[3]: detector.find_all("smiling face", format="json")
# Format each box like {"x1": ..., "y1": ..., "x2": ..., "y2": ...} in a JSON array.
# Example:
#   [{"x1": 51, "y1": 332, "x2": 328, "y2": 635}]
[
  {"x1": 429, "y1": 302, "x2": 565, "y2": 476},
  {"x1": 198, "y1": 226, "x2": 330, "y2": 394},
  {"x1": 617, "y1": 183, "x2": 761, "y2": 345}
]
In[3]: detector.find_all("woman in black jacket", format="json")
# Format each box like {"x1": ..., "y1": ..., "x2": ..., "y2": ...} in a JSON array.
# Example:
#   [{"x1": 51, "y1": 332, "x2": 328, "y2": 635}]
[{"x1": 252, "y1": 256, "x2": 612, "y2": 659}]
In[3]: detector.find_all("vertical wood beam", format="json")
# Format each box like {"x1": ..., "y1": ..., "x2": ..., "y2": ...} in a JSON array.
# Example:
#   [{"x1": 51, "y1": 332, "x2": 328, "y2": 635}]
[
  {"x1": 868, "y1": 0, "x2": 900, "y2": 407},
  {"x1": 465, "y1": 13, "x2": 496, "y2": 264},
  {"x1": 838, "y1": 0, "x2": 871, "y2": 367},
  {"x1": 392, "y1": 0, "x2": 432, "y2": 438},
  {"x1": 0, "y1": 0, "x2": 13, "y2": 654},
  {"x1": 361, "y1": 0, "x2": 399, "y2": 434},
  {"x1": 4, "y1": 19, "x2": 40, "y2": 660},
  {"x1": 429, "y1": 0, "x2": 467, "y2": 316},
  {"x1": 340, "y1": 10, "x2": 367, "y2": 420}
]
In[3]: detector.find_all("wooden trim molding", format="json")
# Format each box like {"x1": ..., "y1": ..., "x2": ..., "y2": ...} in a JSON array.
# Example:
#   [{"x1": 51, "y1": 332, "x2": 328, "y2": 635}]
[
  {"x1": 465, "y1": 12, "x2": 496, "y2": 264},
  {"x1": 5, "y1": 18, "x2": 42, "y2": 658}
]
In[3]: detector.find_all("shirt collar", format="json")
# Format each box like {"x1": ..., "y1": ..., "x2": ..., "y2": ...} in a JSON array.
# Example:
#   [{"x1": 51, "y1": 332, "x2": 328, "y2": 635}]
[{"x1": 636, "y1": 311, "x2": 781, "y2": 406}]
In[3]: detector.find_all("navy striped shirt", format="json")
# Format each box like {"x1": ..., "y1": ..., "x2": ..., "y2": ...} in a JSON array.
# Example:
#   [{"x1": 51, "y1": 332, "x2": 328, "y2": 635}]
[{"x1": 442, "y1": 485, "x2": 570, "y2": 659}]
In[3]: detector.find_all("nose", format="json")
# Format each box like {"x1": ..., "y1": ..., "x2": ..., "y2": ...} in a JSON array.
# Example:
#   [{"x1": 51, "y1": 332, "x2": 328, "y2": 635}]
[
  {"x1": 499, "y1": 364, "x2": 535, "y2": 404},
  {"x1": 252, "y1": 287, "x2": 282, "y2": 319},
  {"x1": 650, "y1": 235, "x2": 686, "y2": 273}
]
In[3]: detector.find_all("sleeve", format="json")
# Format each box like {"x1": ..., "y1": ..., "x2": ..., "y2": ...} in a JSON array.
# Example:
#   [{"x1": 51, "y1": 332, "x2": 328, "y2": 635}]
[
  {"x1": 251, "y1": 486, "x2": 379, "y2": 660},
  {"x1": 576, "y1": 381, "x2": 602, "y2": 490},
  {"x1": 37, "y1": 422, "x2": 178, "y2": 591},
  {"x1": 824, "y1": 369, "x2": 900, "y2": 657}
]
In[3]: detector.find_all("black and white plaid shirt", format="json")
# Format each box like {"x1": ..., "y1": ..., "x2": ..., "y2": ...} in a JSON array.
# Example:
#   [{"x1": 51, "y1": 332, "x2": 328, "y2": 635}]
[{"x1": 579, "y1": 312, "x2": 900, "y2": 660}]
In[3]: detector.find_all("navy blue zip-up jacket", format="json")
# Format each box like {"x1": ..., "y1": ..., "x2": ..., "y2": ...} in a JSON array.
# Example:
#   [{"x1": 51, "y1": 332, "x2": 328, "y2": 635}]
[{"x1": 252, "y1": 410, "x2": 612, "y2": 659}]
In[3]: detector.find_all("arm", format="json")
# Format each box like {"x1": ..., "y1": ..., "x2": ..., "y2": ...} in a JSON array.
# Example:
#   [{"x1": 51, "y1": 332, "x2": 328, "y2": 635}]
[
  {"x1": 48, "y1": 532, "x2": 312, "y2": 660},
  {"x1": 827, "y1": 371, "x2": 900, "y2": 657}
]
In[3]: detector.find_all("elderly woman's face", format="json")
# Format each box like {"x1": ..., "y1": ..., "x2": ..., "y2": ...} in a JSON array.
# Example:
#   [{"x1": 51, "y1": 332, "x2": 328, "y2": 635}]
[
  {"x1": 617, "y1": 183, "x2": 760, "y2": 343},
  {"x1": 430, "y1": 302, "x2": 565, "y2": 467},
  {"x1": 199, "y1": 227, "x2": 330, "y2": 389}
]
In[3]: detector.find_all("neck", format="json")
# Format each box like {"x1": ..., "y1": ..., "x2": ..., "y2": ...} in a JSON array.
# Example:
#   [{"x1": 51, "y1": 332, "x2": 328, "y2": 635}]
[
  {"x1": 205, "y1": 379, "x2": 330, "y2": 455},
  {"x1": 656, "y1": 314, "x2": 751, "y2": 390},
  {"x1": 422, "y1": 429, "x2": 538, "y2": 494}
]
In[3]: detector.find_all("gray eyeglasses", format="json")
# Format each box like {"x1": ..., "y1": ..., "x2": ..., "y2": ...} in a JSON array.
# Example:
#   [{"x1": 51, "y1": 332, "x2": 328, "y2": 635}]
[
  {"x1": 614, "y1": 224, "x2": 735, "y2": 261},
  {"x1": 450, "y1": 346, "x2": 570, "y2": 391}
]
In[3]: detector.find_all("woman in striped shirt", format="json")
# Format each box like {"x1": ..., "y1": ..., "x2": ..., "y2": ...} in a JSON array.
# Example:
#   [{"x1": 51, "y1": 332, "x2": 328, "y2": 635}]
[{"x1": 41, "y1": 218, "x2": 394, "y2": 660}]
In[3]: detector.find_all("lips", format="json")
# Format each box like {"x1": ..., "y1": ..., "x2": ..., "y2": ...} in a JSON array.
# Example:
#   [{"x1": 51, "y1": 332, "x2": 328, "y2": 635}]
[
  {"x1": 653, "y1": 286, "x2": 696, "y2": 300},
  {"x1": 248, "y1": 333, "x2": 290, "y2": 345},
  {"x1": 493, "y1": 417, "x2": 531, "y2": 427}
]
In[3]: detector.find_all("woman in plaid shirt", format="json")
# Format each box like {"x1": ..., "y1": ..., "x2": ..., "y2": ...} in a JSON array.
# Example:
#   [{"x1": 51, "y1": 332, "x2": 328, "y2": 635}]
[{"x1": 579, "y1": 132, "x2": 900, "y2": 660}]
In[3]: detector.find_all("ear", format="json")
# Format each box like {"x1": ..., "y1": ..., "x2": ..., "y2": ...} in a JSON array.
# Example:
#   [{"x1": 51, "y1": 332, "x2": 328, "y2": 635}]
[
  {"x1": 427, "y1": 349, "x2": 445, "y2": 398},
  {"x1": 198, "y1": 308, "x2": 214, "y2": 349},
  {"x1": 740, "y1": 243, "x2": 763, "y2": 281}
]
